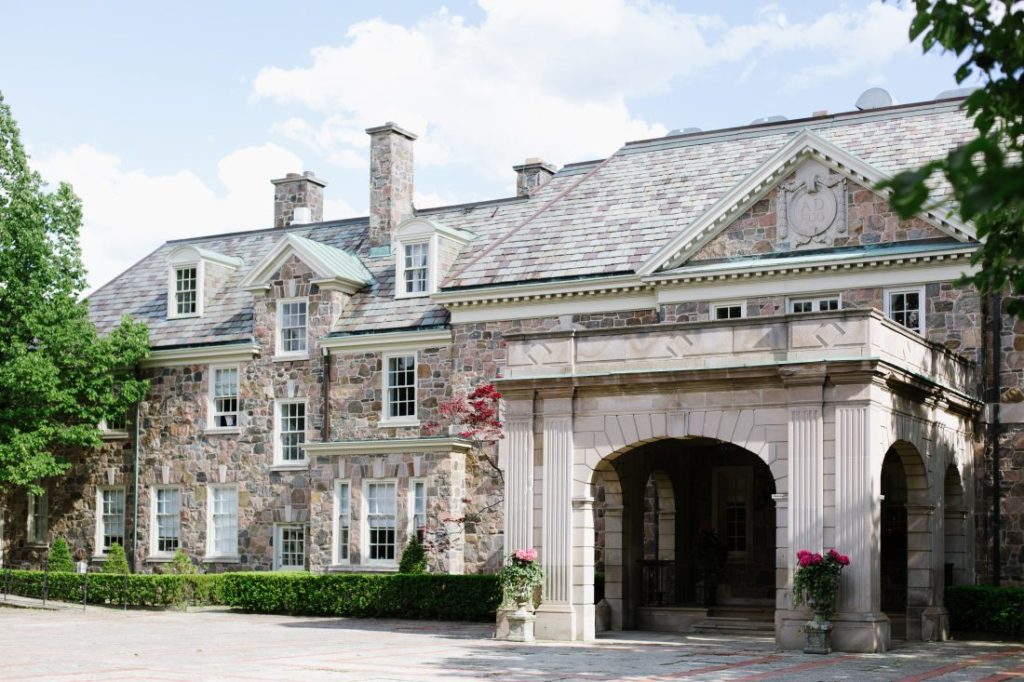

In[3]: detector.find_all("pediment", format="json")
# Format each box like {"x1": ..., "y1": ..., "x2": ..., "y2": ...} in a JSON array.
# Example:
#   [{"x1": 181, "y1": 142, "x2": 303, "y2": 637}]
[
  {"x1": 238, "y1": 234, "x2": 372, "y2": 294},
  {"x1": 638, "y1": 130, "x2": 974, "y2": 275}
]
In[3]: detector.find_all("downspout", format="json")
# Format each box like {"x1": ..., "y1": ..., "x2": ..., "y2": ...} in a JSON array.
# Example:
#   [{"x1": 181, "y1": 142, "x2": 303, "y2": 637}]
[
  {"x1": 131, "y1": 398, "x2": 141, "y2": 574},
  {"x1": 991, "y1": 292, "x2": 1002, "y2": 586},
  {"x1": 313, "y1": 345, "x2": 331, "y2": 572}
]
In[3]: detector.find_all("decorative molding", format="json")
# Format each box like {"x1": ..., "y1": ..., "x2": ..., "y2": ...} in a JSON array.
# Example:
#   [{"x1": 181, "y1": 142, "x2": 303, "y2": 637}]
[
  {"x1": 238, "y1": 233, "x2": 371, "y2": 294},
  {"x1": 322, "y1": 328, "x2": 452, "y2": 354},
  {"x1": 302, "y1": 437, "x2": 475, "y2": 456},
  {"x1": 141, "y1": 342, "x2": 260, "y2": 368}
]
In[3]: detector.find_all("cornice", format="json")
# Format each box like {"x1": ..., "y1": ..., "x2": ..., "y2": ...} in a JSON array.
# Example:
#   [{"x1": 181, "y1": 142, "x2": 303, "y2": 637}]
[
  {"x1": 302, "y1": 437, "x2": 476, "y2": 456},
  {"x1": 321, "y1": 328, "x2": 452, "y2": 353},
  {"x1": 140, "y1": 342, "x2": 260, "y2": 368}
]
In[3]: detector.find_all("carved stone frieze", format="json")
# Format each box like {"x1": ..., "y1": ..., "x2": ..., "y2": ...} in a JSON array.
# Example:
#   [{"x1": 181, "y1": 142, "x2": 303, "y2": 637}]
[{"x1": 778, "y1": 160, "x2": 847, "y2": 249}]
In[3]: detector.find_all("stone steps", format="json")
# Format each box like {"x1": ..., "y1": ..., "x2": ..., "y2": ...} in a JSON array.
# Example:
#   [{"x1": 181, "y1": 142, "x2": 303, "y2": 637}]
[{"x1": 691, "y1": 616, "x2": 775, "y2": 636}]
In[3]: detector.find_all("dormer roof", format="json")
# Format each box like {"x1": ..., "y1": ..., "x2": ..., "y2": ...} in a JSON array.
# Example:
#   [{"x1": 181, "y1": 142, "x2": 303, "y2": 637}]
[{"x1": 238, "y1": 233, "x2": 373, "y2": 294}]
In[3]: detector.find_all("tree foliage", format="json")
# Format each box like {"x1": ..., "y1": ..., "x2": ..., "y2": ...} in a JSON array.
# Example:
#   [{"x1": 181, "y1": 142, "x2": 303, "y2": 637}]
[
  {"x1": 881, "y1": 1, "x2": 1024, "y2": 314},
  {"x1": 0, "y1": 92, "x2": 149, "y2": 492}
]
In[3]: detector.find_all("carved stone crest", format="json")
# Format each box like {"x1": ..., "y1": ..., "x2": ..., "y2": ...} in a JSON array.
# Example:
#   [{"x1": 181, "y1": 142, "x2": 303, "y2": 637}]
[{"x1": 778, "y1": 160, "x2": 847, "y2": 249}]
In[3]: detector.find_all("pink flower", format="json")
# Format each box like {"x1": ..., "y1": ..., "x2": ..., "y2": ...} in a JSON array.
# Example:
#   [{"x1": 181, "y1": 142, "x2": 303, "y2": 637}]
[
  {"x1": 799, "y1": 554, "x2": 812, "y2": 567},
  {"x1": 513, "y1": 548, "x2": 537, "y2": 563}
]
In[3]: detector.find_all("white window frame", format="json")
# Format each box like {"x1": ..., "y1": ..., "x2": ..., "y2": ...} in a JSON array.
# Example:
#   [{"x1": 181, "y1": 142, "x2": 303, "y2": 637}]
[
  {"x1": 381, "y1": 352, "x2": 419, "y2": 426},
  {"x1": 275, "y1": 297, "x2": 309, "y2": 359},
  {"x1": 333, "y1": 480, "x2": 352, "y2": 565},
  {"x1": 788, "y1": 294, "x2": 842, "y2": 314},
  {"x1": 150, "y1": 486, "x2": 182, "y2": 558},
  {"x1": 206, "y1": 484, "x2": 238, "y2": 561},
  {"x1": 885, "y1": 286, "x2": 926, "y2": 335},
  {"x1": 167, "y1": 261, "x2": 204, "y2": 319},
  {"x1": 409, "y1": 479, "x2": 426, "y2": 542},
  {"x1": 27, "y1": 492, "x2": 48, "y2": 546},
  {"x1": 208, "y1": 364, "x2": 241, "y2": 433},
  {"x1": 712, "y1": 301, "x2": 746, "y2": 320},
  {"x1": 274, "y1": 523, "x2": 306, "y2": 571},
  {"x1": 362, "y1": 479, "x2": 398, "y2": 566},
  {"x1": 273, "y1": 399, "x2": 308, "y2": 467},
  {"x1": 394, "y1": 226, "x2": 438, "y2": 299},
  {"x1": 95, "y1": 487, "x2": 126, "y2": 557}
]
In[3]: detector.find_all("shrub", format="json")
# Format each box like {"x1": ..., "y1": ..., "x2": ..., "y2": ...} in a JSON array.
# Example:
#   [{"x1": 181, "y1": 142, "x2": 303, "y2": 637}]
[
  {"x1": 0, "y1": 569, "x2": 224, "y2": 607},
  {"x1": 398, "y1": 537, "x2": 427, "y2": 574},
  {"x1": 220, "y1": 572, "x2": 500, "y2": 622},
  {"x1": 947, "y1": 585, "x2": 1024, "y2": 636},
  {"x1": 47, "y1": 538, "x2": 75, "y2": 573},
  {"x1": 168, "y1": 549, "x2": 197, "y2": 575},
  {"x1": 101, "y1": 543, "x2": 129, "y2": 574}
]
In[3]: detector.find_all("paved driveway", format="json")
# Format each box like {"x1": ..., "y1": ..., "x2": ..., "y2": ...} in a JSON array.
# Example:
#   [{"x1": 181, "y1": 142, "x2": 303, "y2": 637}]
[{"x1": 1, "y1": 601, "x2": 1023, "y2": 681}]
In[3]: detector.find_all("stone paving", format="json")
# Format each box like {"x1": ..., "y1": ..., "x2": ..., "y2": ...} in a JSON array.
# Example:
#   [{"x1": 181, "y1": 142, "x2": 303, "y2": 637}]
[{"x1": 1, "y1": 600, "x2": 1023, "y2": 681}]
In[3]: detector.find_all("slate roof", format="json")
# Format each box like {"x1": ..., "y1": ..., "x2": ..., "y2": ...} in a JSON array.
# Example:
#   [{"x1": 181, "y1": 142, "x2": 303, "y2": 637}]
[{"x1": 87, "y1": 98, "x2": 974, "y2": 349}]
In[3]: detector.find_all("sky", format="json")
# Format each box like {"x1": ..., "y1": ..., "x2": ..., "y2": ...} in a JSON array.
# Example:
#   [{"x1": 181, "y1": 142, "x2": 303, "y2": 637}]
[{"x1": 0, "y1": 0, "x2": 970, "y2": 292}]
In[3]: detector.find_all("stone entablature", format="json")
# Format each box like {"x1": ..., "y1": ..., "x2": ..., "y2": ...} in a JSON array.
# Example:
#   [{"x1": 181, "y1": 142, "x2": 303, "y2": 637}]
[{"x1": 503, "y1": 309, "x2": 976, "y2": 399}]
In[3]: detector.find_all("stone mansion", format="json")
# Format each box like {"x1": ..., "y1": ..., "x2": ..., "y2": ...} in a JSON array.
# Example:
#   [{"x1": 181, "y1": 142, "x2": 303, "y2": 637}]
[{"x1": 1, "y1": 93, "x2": 1021, "y2": 652}]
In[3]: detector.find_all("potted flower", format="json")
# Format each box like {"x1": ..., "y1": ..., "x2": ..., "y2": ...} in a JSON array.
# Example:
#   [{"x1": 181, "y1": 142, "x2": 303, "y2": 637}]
[
  {"x1": 793, "y1": 548, "x2": 850, "y2": 653},
  {"x1": 499, "y1": 548, "x2": 544, "y2": 642}
]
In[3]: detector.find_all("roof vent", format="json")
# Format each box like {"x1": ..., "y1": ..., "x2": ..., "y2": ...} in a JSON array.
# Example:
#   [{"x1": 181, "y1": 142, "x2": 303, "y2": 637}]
[
  {"x1": 750, "y1": 115, "x2": 788, "y2": 125},
  {"x1": 855, "y1": 87, "x2": 894, "y2": 110},
  {"x1": 935, "y1": 86, "x2": 980, "y2": 100},
  {"x1": 291, "y1": 206, "x2": 312, "y2": 225}
]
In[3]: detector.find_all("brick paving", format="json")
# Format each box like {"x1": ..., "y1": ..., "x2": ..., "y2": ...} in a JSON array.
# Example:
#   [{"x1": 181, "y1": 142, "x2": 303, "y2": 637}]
[{"x1": 2, "y1": 601, "x2": 1023, "y2": 681}]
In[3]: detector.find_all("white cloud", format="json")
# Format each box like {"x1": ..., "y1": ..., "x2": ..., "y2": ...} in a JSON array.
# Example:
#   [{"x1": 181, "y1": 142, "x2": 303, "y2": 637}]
[
  {"x1": 252, "y1": 0, "x2": 918, "y2": 188},
  {"x1": 33, "y1": 143, "x2": 355, "y2": 293}
]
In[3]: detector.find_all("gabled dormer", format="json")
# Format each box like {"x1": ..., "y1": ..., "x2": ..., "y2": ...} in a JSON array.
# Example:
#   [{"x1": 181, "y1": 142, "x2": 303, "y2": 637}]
[
  {"x1": 166, "y1": 245, "x2": 244, "y2": 319},
  {"x1": 393, "y1": 217, "x2": 473, "y2": 298},
  {"x1": 238, "y1": 233, "x2": 373, "y2": 295}
]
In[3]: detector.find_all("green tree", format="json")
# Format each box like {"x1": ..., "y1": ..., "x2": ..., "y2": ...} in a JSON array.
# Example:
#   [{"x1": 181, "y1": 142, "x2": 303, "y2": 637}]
[
  {"x1": 882, "y1": 1, "x2": 1024, "y2": 314},
  {"x1": 47, "y1": 537, "x2": 75, "y2": 573},
  {"x1": 399, "y1": 535, "x2": 428, "y2": 574},
  {"x1": 0, "y1": 92, "x2": 149, "y2": 493},
  {"x1": 101, "y1": 543, "x2": 130, "y2": 574}
]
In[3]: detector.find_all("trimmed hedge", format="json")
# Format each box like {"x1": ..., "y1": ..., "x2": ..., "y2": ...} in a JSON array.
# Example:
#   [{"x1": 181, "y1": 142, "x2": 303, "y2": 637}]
[
  {"x1": 220, "y1": 572, "x2": 501, "y2": 622},
  {"x1": 947, "y1": 585, "x2": 1024, "y2": 636},
  {"x1": 1, "y1": 569, "x2": 223, "y2": 607}
]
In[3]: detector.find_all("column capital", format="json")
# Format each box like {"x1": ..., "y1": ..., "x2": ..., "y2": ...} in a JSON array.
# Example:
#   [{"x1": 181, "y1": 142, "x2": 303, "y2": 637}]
[{"x1": 572, "y1": 496, "x2": 594, "y2": 510}]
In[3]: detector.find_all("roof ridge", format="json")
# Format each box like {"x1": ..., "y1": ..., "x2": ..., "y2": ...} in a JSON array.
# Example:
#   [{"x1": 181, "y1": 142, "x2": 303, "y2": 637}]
[{"x1": 444, "y1": 152, "x2": 620, "y2": 285}]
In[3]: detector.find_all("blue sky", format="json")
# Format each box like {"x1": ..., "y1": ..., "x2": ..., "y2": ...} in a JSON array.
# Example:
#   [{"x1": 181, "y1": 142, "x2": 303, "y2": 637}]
[{"x1": 0, "y1": 0, "x2": 967, "y2": 291}]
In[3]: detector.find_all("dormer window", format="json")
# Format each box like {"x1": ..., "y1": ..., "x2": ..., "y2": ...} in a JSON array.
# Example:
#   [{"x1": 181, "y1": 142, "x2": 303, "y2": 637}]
[
  {"x1": 174, "y1": 266, "x2": 198, "y2": 316},
  {"x1": 403, "y1": 242, "x2": 430, "y2": 295},
  {"x1": 393, "y1": 217, "x2": 473, "y2": 300},
  {"x1": 166, "y1": 245, "x2": 243, "y2": 320}
]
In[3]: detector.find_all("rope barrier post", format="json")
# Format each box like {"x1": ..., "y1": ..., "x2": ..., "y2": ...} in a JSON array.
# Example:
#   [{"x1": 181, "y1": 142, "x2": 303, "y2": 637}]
[{"x1": 42, "y1": 559, "x2": 49, "y2": 607}]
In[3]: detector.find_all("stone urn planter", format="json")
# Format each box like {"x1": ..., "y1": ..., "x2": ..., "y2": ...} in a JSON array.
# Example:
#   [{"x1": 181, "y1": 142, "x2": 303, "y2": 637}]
[
  {"x1": 505, "y1": 594, "x2": 537, "y2": 642},
  {"x1": 499, "y1": 549, "x2": 543, "y2": 643},
  {"x1": 803, "y1": 597, "x2": 834, "y2": 654},
  {"x1": 793, "y1": 549, "x2": 850, "y2": 655}
]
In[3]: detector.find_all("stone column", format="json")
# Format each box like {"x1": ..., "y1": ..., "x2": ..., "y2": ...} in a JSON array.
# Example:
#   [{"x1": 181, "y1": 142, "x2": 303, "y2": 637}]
[
  {"x1": 572, "y1": 496, "x2": 596, "y2": 641},
  {"x1": 906, "y1": 503, "x2": 943, "y2": 641},
  {"x1": 535, "y1": 390, "x2": 577, "y2": 640},
  {"x1": 501, "y1": 394, "x2": 535, "y2": 555},
  {"x1": 602, "y1": 504, "x2": 625, "y2": 631},
  {"x1": 788, "y1": 405, "x2": 823, "y2": 557}
]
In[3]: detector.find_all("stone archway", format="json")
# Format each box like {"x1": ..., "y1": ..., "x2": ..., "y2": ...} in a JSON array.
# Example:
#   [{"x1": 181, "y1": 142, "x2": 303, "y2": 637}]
[{"x1": 943, "y1": 464, "x2": 968, "y2": 587}]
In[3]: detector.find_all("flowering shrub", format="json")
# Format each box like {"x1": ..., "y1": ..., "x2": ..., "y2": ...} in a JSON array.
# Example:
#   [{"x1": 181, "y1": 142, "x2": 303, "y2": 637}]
[
  {"x1": 793, "y1": 548, "x2": 850, "y2": 619},
  {"x1": 439, "y1": 383, "x2": 504, "y2": 441},
  {"x1": 499, "y1": 548, "x2": 544, "y2": 606}
]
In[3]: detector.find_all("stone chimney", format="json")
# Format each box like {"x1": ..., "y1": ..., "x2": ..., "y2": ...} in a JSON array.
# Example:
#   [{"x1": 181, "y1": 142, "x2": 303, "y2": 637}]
[
  {"x1": 366, "y1": 122, "x2": 417, "y2": 248},
  {"x1": 513, "y1": 158, "x2": 557, "y2": 198},
  {"x1": 271, "y1": 171, "x2": 326, "y2": 228}
]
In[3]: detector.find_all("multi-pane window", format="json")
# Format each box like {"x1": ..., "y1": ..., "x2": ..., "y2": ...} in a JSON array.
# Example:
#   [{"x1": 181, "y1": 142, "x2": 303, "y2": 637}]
[
  {"x1": 277, "y1": 402, "x2": 306, "y2": 463},
  {"x1": 104, "y1": 412, "x2": 130, "y2": 432},
  {"x1": 713, "y1": 303, "x2": 745, "y2": 320},
  {"x1": 411, "y1": 480, "x2": 426, "y2": 541},
  {"x1": 276, "y1": 525, "x2": 305, "y2": 570},
  {"x1": 211, "y1": 367, "x2": 240, "y2": 428},
  {"x1": 335, "y1": 482, "x2": 351, "y2": 563},
  {"x1": 99, "y1": 489, "x2": 126, "y2": 552},
  {"x1": 714, "y1": 468, "x2": 751, "y2": 558},
  {"x1": 403, "y1": 242, "x2": 429, "y2": 295},
  {"x1": 790, "y1": 296, "x2": 840, "y2": 313},
  {"x1": 725, "y1": 500, "x2": 747, "y2": 552},
  {"x1": 154, "y1": 488, "x2": 181, "y2": 554},
  {"x1": 209, "y1": 486, "x2": 238, "y2": 557},
  {"x1": 278, "y1": 299, "x2": 308, "y2": 355},
  {"x1": 174, "y1": 266, "x2": 198, "y2": 316},
  {"x1": 27, "y1": 492, "x2": 48, "y2": 545},
  {"x1": 887, "y1": 289, "x2": 924, "y2": 334},
  {"x1": 385, "y1": 354, "x2": 417, "y2": 421},
  {"x1": 366, "y1": 482, "x2": 397, "y2": 562}
]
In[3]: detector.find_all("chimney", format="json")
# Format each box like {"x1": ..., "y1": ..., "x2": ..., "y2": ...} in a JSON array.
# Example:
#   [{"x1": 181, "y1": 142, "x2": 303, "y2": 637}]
[
  {"x1": 366, "y1": 122, "x2": 417, "y2": 249},
  {"x1": 513, "y1": 158, "x2": 557, "y2": 198},
  {"x1": 271, "y1": 171, "x2": 326, "y2": 228}
]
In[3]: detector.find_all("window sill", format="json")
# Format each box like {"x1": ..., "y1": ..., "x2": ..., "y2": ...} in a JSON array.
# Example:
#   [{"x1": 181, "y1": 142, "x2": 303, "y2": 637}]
[
  {"x1": 25, "y1": 542, "x2": 49, "y2": 550},
  {"x1": 379, "y1": 418, "x2": 420, "y2": 428},
  {"x1": 350, "y1": 563, "x2": 399, "y2": 573},
  {"x1": 394, "y1": 292, "x2": 432, "y2": 300},
  {"x1": 145, "y1": 555, "x2": 175, "y2": 563},
  {"x1": 269, "y1": 463, "x2": 308, "y2": 472},
  {"x1": 100, "y1": 430, "x2": 131, "y2": 441},
  {"x1": 203, "y1": 555, "x2": 240, "y2": 564},
  {"x1": 167, "y1": 313, "x2": 201, "y2": 321},
  {"x1": 204, "y1": 427, "x2": 241, "y2": 436},
  {"x1": 272, "y1": 354, "x2": 310, "y2": 363}
]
